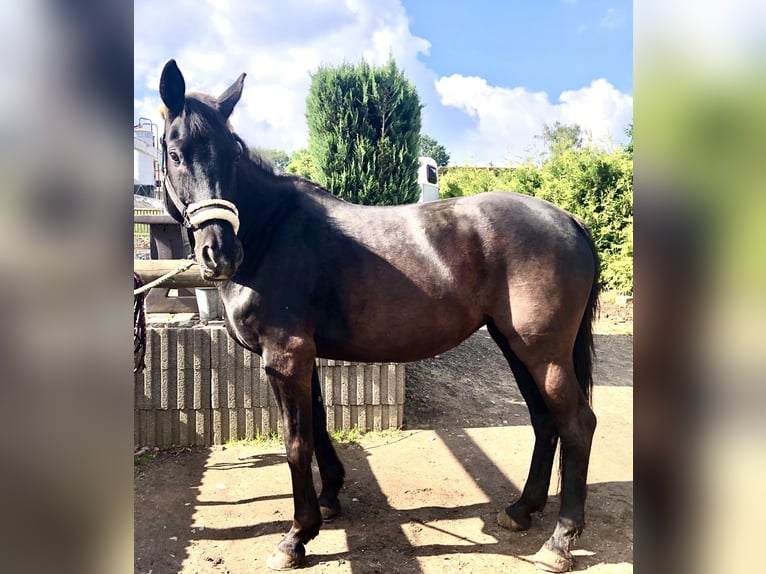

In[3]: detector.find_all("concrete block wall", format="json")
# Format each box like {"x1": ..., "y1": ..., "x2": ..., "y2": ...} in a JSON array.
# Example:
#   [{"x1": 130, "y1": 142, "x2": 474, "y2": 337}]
[{"x1": 134, "y1": 324, "x2": 405, "y2": 447}]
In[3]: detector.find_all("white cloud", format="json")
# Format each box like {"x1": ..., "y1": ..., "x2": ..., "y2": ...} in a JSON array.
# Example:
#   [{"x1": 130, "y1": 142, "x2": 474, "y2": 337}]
[
  {"x1": 434, "y1": 75, "x2": 633, "y2": 166},
  {"x1": 134, "y1": 0, "x2": 632, "y2": 167},
  {"x1": 134, "y1": 0, "x2": 432, "y2": 153}
]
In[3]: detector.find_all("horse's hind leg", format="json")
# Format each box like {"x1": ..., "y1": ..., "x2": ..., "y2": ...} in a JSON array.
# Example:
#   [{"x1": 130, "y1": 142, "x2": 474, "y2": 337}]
[
  {"x1": 524, "y1": 355, "x2": 596, "y2": 572},
  {"x1": 487, "y1": 323, "x2": 559, "y2": 532},
  {"x1": 311, "y1": 365, "x2": 345, "y2": 520},
  {"x1": 489, "y1": 320, "x2": 596, "y2": 572}
]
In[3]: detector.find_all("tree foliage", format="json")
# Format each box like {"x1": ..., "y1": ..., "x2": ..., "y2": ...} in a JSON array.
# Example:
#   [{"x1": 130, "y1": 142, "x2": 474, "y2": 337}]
[
  {"x1": 438, "y1": 166, "x2": 515, "y2": 199},
  {"x1": 305, "y1": 58, "x2": 422, "y2": 205},
  {"x1": 437, "y1": 122, "x2": 633, "y2": 293},
  {"x1": 624, "y1": 122, "x2": 633, "y2": 159},
  {"x1": 285, "y1": 148, "x2": 315, "y2": 179},
  {"x1": 252, "y1": 147, "x2": 290, "y2": 173},
  {"x1": 419, "y1": 134, "x2": 451, "y2": 167},
  {"x1": 510, "y1": 146, "x2": 633, "y2": 294},
  {"x1": 536, "y1": 121, "x2": 585, "y2": 158}
]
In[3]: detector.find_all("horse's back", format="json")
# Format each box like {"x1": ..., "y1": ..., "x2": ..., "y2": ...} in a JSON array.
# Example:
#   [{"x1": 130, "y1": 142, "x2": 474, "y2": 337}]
[
  {"x1": 310, "y1": 190, "x2": 596, "y2": 362},
  {"x1": 431, "y1": 191, "x2": 595, "y2": 284},
  {"x1": 454, "y1": 191, "x2": 588, "y2": 249}
]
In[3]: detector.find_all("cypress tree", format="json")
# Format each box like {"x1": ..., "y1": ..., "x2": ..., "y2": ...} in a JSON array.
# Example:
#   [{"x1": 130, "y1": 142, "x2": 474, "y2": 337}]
[{"x1": 306, "y1": 58, "x2": 421, "y2": 205}]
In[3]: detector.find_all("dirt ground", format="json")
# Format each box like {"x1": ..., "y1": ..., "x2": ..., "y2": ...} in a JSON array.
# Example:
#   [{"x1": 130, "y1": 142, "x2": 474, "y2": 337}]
[{"x1": 134, "y1": 301, "x2": 632, "y2": 573}]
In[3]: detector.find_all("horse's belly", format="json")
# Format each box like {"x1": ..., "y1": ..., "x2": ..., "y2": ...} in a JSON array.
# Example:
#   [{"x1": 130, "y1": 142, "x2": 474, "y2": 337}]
[{"x1": 316, "y1": 297, "x2": 483, "y2": 363}]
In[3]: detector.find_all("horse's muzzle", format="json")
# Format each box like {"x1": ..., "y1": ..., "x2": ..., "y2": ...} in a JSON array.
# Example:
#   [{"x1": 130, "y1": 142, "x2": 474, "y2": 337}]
[{"x1": 198, "y1": 241, "x2": 243, "y2": 281}]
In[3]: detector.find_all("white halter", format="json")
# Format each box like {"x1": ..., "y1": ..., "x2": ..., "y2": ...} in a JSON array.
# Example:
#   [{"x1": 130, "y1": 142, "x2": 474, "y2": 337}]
[{"x1": 185, "y1": 198, "x2": 240, "y2": 234}]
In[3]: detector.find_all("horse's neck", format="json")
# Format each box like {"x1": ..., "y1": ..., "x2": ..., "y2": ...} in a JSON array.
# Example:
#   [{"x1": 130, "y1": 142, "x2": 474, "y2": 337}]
[
  {"x1": 235, "y1": 166, "x2": 282, "y2": 231},
  {"x1": 236, "y1": 166, "x2": 343, "y2": 238}
]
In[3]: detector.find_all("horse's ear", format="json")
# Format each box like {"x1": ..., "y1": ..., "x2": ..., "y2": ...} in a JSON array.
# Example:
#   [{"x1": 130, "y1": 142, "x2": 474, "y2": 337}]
[
  {"x1": 216, "y1": 73, "x2": 246, "y2": 119},
  {"x1": 160, "y1": 59, "x2": 186, "y2": 117}
]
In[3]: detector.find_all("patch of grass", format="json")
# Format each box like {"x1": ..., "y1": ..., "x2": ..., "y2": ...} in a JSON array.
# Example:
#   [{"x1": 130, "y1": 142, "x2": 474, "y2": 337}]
[
  {"x1": 329, "y1": 427, "x2": 364, "y2": 444},
  {"x1": 225, "y1": 431, "x2": 282, "y2": 448},
  {"x1": 221, "y1": 428, "x2": 407, "y2": 449},
  {"x1": 330, "y1": 427, "x2": 404, "y2": 445},
  {"x1": 133, "y1": 447, "x2": 157, "y2": 466}
]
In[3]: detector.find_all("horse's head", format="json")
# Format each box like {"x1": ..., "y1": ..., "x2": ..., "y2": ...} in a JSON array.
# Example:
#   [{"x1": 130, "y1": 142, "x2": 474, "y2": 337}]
[{"x1": 159, "y1": 59, "x2": 245, "y2": 281}]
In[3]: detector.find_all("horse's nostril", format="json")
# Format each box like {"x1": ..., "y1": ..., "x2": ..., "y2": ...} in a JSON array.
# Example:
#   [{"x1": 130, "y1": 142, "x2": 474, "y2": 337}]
[{"x1": 202, "y1": 246, "x2": 218, "y2": 271}]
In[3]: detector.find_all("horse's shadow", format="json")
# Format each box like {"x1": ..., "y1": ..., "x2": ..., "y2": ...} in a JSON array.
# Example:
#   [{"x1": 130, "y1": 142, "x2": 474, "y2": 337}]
[
  {"x1": 205, "y1": 451, "x2": 287, "y2": 471},
  {"x1": 135, "y1": 332, "x2": 632, "y2": 572},
  {"x1": 171, "y1": 432, "x2": 632, "y2": 572}
]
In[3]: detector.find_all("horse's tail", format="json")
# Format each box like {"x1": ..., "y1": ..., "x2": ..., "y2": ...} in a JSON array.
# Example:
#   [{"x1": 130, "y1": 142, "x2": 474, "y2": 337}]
[{"x1": 572, "y1": 216, "x2": 601, "y2": 406}]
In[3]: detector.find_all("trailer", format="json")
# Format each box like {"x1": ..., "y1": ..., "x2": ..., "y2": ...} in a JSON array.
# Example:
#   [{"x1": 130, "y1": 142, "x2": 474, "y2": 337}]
[{"x1": 417, "y1": 156, "x2": 439, "y2": 202}]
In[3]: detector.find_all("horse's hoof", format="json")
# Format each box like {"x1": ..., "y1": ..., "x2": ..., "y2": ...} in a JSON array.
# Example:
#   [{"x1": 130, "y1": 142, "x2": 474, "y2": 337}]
[
  {"x1": 320, "y1": 504, "x2": 340, "y2": 521},
  {"x1": 530, "y1": 545, "x2": 573, "y2": 573},
  {"x1": 319, "y1": 493, "x2": 342, "y2": 522},
  {"x1": 497, "y1": 509, "x2": 531, "y2": 531},
  {"x1": 265, "y1": 546, "x2": 305, "y2": 571}
]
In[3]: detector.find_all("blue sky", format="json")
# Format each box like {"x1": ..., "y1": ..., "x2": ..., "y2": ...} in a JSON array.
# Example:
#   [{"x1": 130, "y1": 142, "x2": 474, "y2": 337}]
[
  {"x1": 134, "y1": 0, "x2": 632, "y2": 166},
  {"x1": 404, "y1": 1, "x2": 632, "y2": 94}
]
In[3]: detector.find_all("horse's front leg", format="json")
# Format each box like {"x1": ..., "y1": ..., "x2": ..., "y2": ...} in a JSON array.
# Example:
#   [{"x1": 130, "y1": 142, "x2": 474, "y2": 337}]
[{"x1": 263, "y1": 337, "x2": 321, "y2": 571}]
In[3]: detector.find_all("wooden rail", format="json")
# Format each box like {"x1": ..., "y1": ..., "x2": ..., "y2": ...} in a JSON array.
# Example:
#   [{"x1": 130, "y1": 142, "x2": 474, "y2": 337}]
[{"x1": 134, "y1": 259, "x2": 218, "y2": 289}]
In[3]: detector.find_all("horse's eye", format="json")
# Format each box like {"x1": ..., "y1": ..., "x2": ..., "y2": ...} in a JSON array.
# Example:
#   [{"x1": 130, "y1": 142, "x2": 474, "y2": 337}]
[
  {"x1": 233, "y1": 141, "x2": 243, "y2": 162},
  {"x1": 169, "y1": 151, "x2": 180, "y2": 163}
]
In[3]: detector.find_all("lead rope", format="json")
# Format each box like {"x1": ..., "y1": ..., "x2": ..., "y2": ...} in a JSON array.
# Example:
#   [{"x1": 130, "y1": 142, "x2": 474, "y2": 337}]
[
  {"x1": 133, "y1": 259, "x2": 196, "y2": 296},
  {"x1": 134, "y1": 272, "x2": 147, "y2": 373},
  {"x1": 133, "y1": 259, "x2": 196, "y2": 373}
]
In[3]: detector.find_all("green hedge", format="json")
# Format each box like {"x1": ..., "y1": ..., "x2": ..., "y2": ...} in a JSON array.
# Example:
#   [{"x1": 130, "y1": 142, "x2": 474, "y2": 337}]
[{"x1": 438, "y1": 147, "x2": 633, "y2": 294}]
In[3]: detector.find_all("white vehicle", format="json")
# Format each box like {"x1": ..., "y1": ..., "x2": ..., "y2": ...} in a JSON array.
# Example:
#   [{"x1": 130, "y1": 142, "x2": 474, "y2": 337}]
[{"x1": 417, "y1": 156, "x2": 439, "y2": 202}]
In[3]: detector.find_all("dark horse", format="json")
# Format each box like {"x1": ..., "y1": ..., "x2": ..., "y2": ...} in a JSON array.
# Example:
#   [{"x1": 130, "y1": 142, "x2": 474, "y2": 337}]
[{"x1": 158, "y1": 59, "x2": 599, "y2": 573}]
